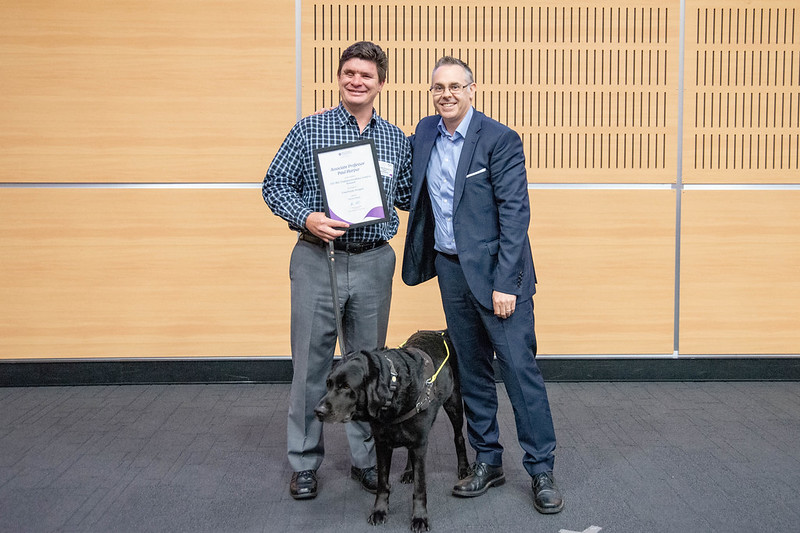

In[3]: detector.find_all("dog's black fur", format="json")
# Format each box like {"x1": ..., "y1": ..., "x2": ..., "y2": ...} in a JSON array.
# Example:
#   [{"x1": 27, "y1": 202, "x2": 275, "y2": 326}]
[{"x1": 314, "y1": 330, "x2": 469, "y2": 532}]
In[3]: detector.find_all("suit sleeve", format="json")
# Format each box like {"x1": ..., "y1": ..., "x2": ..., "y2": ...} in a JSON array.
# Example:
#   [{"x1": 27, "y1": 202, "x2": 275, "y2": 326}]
[
  {"x1": 394, "y1": 135, "x2": 413, "y2": 211},
  {"x1": 488, "y1": 127, "x2": 531, "y2": 296}
]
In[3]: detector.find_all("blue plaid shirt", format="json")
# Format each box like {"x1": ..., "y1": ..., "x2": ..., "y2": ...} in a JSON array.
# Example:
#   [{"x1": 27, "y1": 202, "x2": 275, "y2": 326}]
[{"x1": 263, "y1": 104, "x2": 412, "y2": 243}]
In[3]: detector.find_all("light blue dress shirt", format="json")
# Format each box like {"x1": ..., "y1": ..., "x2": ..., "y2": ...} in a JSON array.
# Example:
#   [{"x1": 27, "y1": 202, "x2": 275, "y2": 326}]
[{"x1": 426, "y1": 106, "x2": 474, "y2": 255}]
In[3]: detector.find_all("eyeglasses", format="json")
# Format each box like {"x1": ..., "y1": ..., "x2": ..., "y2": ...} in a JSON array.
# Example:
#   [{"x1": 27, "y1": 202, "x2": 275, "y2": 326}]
[{"x1": 429, "y1": 83, "x2": 471, "y2": 95}]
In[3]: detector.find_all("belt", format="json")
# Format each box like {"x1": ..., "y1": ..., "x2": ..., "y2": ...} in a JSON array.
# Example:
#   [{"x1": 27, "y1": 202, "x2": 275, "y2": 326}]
[
  {"x1": 298, "y1": 232, "x2": 387, "y2": 254},
  {"x1": 438, "y1": 251, "x2": 459, "y2": 262}
]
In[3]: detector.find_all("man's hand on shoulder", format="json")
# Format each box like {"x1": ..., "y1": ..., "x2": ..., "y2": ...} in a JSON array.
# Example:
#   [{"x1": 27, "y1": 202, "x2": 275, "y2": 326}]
[
  {"x1": 305, "y1": 212, "x2": 349, "y2": 242},
  {"x1": 310, "y1": 106, "x2": 337, "y2": 116}
]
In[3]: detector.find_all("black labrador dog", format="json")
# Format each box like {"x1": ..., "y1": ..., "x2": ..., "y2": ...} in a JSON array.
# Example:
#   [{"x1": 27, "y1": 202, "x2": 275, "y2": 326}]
[{"x1": 315, "y1": 330, "x2": 469, "y2": 532}]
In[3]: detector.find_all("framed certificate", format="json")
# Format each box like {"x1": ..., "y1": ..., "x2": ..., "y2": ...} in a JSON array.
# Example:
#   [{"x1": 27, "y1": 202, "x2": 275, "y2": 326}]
[{"x1": 313, "y1": 139, "x2": 389, "y2": 228}]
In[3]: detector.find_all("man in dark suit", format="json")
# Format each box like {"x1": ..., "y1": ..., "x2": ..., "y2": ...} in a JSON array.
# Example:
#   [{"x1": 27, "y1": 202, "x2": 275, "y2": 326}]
[{"x1": 402, "y1": 56, "x2": 564, "y2": 514}]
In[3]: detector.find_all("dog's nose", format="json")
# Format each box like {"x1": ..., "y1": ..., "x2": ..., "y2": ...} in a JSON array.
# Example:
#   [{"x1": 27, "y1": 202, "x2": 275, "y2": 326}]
[{"x1": 314, "y1": 402, "x2": 328, "y2": 421}]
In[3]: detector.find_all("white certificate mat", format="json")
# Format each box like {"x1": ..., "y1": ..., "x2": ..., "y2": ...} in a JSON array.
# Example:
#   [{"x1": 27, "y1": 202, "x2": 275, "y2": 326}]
[{"x1": 313, "y1": 139, "x2": 389, "y2": 228}]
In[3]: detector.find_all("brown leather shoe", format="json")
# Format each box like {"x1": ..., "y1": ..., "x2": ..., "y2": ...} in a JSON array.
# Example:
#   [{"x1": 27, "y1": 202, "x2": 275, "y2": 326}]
[
  {"x1": 290, "y1": 470, "x2": 317, "y2": 500},
  {"x1": 452, "y1": 462, "x2": 505, "y2": 497},
  {"x1": 532, "y1": 471, "x2": 564, "y2": 513}
]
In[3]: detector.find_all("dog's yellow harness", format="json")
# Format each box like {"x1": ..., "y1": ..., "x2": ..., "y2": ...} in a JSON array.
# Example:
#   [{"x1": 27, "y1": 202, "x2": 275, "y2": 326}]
[{"x1": 385, "y1": 332, "x2": 451, "y2": 425}]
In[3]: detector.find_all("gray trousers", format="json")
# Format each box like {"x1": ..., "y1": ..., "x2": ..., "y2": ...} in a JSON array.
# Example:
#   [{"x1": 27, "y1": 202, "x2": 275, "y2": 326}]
[{"x1": 287, "y1": 239, "x2": 395, "y2": 472}]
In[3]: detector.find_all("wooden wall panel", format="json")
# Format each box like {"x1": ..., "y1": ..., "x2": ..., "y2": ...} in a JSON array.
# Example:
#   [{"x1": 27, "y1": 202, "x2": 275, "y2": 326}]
[
  {"x1": 302, "y1": 1, "x2": 681, "y2": 183},
  {"x1": 680, "y1": 191, "x2": 800, "y2": 354},
  {"x1": 0, "y1": 189, "x2": 293, "y2": 358},
  {"x1": 530, "y1": 190, "x2": 676, "y2": 355},
  {"x1": 684, "y1": 1, "x2": 800, "y2": 182},
  {"x1": 0, "y1": 0, "x2": 294, "y2": 183}
]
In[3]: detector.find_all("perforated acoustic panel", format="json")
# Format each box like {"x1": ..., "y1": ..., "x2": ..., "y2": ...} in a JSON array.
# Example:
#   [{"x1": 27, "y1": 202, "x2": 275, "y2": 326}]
[
  {"x1": 302, "y1": 1, "x2": 680, "y2": 182},
  {"x1": 685, "y1": 2, "x2": 799, "y2": 181}
]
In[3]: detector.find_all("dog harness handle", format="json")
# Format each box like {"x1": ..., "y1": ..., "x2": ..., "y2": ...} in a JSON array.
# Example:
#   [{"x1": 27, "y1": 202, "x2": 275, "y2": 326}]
[
  {"x1": 426, "y1": 332, "x2": 450, "y2": 385},
  {"x1": 387, "y1": 333, "x2": 451, "y2": 425},
  {"x1": 398, "y1": 331, "x2": 450, "y2": 387},
  {"x1": 382, "y1": 355, "x2": 399, "y2": 410}
]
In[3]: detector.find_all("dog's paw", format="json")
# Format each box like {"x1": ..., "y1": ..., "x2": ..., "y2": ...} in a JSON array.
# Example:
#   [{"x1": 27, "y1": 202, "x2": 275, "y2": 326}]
[
  {"x1": 400, "y1": 470, "x2": 413, "y2": 484},
  {"x1": 410, "y1": 516, "x2": 430, "y2": 532},
  {"x1": 457, "y1": 466, "x2": 470, "y2": 480},
  {"x1": 368, "y1": 509, "x2": 388, "y2": 526}
]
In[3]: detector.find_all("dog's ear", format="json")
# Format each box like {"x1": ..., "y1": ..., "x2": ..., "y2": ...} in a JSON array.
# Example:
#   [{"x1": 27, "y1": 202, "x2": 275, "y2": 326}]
[{"x1": 364, "y1": 352, "x2": 391, "y2": 418}]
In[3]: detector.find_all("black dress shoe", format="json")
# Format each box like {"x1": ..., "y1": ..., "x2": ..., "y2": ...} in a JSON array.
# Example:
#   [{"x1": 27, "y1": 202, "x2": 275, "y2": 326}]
[
  {"x1": 351, "y1": 465, "x2": 378, "y2": 494},
  {"x1": 452, "y1": 462, "x2": 505, "y2": 497},
  {"x1": 290, "y1": 470, "x2": 317, "y2": 500},
  {"x1": 532, "y1": 471, "x2": 564, "y2": 514}
]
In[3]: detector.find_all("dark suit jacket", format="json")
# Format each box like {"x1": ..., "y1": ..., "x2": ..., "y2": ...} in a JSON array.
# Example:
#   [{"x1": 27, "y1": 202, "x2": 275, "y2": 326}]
[{"x1": 401, "y1": 109, "x2": 536, "y2": 310}]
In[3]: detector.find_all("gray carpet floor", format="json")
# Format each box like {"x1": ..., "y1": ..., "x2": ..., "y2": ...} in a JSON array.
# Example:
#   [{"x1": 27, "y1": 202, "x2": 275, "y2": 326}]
[{"x1": 1, "y1": 381, "x2": 799, "y2": 533}]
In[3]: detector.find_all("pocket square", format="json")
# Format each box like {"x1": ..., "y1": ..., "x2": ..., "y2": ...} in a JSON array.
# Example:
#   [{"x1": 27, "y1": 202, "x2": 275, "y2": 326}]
[{"x1": 466, "y1": 168, "x2": 487, "y2": 178}]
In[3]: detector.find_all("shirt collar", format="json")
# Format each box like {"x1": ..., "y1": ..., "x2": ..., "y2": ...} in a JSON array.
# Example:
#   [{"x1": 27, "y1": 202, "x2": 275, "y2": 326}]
[
  {"x1": 436, "y1": 106, "x2": 474, "y2": 141},
  {"x1": 335, "y1": 103, "x2": 377, "y2": 129}
]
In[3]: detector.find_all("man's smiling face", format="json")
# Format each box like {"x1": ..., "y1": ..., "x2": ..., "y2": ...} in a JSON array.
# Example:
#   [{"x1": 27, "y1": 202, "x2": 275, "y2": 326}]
[
  {"x1": 430, "y1": 64, "x2": 475, "y2": 133},
  {"x1": 338, "y1": 57, "x2": 384, "y2": 113}
]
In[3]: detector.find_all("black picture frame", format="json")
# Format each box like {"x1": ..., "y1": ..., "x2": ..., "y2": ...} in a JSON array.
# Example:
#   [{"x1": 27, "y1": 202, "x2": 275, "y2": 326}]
[{"x1": 313, "y1": 139, "x2": 389, "y2": 229}]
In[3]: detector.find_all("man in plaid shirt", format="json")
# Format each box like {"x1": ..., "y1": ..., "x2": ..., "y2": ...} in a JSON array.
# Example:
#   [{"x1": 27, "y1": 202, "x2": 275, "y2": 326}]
[{"x1": 262, "y1": 41, "x2": 411, "y2": 501}]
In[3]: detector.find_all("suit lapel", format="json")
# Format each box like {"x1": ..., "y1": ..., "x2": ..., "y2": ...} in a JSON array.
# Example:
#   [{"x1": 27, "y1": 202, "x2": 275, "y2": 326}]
[
  {"x1": 453, "y1": 110, "x2": 482, "y2": 213},
  {"x1": 411, "y1": 121, "x2": 438, "y2": 206}
]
